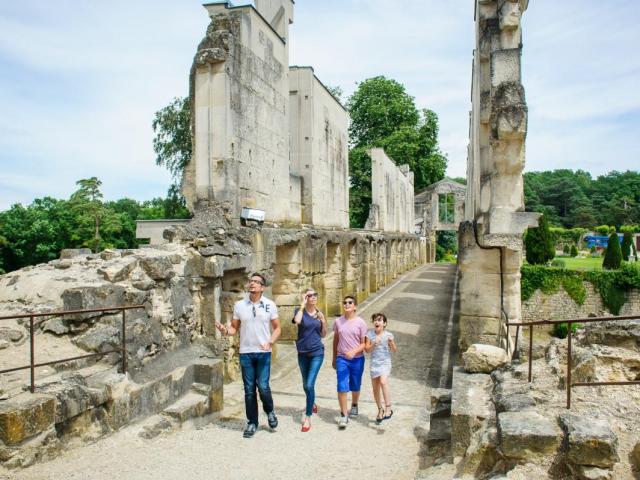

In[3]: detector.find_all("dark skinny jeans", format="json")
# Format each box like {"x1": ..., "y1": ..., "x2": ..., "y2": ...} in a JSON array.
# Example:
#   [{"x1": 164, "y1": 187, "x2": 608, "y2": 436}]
[
  {"x1": 297, "y1": 354, "x2": 324, "y2": 416},
  {"x1": 240, "y1": 352, "x2": 274, "y2": 426}
]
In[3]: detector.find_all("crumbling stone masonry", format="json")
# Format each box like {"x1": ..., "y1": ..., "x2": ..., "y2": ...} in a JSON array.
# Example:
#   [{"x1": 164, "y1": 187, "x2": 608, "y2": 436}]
[
  {"x1": 414, "y1": 178, "x2": 466, "y2": 263},
  {"x1": 458, "y1": 0, "x2": 539, "y2": 353},
  {"x1": 365, "y1": 148, "x2": 415, "y2": 233},
  {"x1": 182, "y1": 1, "x2": 350, "y2": 228}
]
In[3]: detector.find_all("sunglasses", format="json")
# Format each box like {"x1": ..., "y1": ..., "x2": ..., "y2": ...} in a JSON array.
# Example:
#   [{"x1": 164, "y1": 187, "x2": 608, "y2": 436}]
[{"x1": 342, "y1": 300, "x2": 354, "y2": 305}]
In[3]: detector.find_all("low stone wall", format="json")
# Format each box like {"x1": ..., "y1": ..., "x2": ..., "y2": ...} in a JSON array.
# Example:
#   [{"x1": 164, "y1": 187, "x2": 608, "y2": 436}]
[{"x1": 523, "y1": 282, "x2": 640, "y2": 322}]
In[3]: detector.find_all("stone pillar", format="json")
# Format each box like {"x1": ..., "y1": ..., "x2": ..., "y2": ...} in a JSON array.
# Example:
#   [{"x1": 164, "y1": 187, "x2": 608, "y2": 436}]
[{"x1": 459, "y1": 0, "x2": 538, "y2": 353}]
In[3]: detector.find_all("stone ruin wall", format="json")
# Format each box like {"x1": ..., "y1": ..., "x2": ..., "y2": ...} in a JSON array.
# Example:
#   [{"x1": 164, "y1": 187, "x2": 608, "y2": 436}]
[
  {"x1": 183, "y1": 2, "x2": 350, "y2": 229},
  {"x1": 365, "y1": 148, "x2": 415, "y2": 233},
  {"x1": 522, "y1": 283, "x2": 640, "y2": 324},
  {"x1": 0, "y1": 202, "x2": 423, "y2": 466},
  {"x1": 183, "y1": 3, "x2": 298, "y2": 224},
  {"x1": 458, "y1": 0, "x2": 539, "y2": 353},
  {"x1": 419, "y1": 181, "x2": 466, "y2": 233},
  {"x1": 289, "y1": 66, "x2": 349, "y2": 227}
]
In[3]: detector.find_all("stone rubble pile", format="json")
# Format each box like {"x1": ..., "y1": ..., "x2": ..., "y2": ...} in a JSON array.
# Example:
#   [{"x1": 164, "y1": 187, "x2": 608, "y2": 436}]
[{"x1": 417, "y1": 327, "x2": 640, "y2": 478}]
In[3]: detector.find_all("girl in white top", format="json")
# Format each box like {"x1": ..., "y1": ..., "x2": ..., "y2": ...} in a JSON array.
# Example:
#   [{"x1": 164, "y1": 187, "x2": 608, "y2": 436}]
[{"x1": 364, "y1": 312, "x2": 398, "y2": 424}]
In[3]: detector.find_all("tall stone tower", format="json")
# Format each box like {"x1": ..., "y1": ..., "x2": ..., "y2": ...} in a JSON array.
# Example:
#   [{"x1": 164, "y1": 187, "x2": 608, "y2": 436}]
[{"x1": 458, "y1": 0, "x2": 539, "y2": 353}]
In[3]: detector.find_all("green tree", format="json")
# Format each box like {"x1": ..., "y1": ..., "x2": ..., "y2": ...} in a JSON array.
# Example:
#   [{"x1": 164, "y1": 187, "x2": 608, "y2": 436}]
[
  {"x1": 621, "y1": 231, "x2": 633, "y2": 261},
  {"x1": 570, "y1": 244, "x2": 578, "y2": 257},
  {"x1": 69, "y1": 177, "x2": 121, "y2": 253},
  {"x1": 525, "y1": 215, "x2": 555, "y2": 265},
  {"x1": 603, "y1": 233, "x2": 622, "y2": 270},
  {"x1": 152, "y1": 97, "x2": 192, "y2": 181},
  {"x1": 325, "y1": 85, "x2": 344, "y2": 102},
  {"x1": 346, "y1": 76, "x2": 447, "y2": 227}
]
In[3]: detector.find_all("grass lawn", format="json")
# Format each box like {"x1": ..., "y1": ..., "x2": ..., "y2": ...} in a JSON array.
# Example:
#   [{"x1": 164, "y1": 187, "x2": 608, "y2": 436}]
[{"x1": 555, "y1": 256, "x2": 603, "y2": 270}]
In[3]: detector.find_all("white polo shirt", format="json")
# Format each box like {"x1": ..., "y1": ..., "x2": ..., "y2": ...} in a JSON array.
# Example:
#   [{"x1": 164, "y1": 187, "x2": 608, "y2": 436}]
[{"x1": 233, "y1": 295, "x2": 279, "y2": 354}]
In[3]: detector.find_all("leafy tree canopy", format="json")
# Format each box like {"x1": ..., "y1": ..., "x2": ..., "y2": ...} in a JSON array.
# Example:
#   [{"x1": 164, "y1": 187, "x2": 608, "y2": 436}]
[
  {"x1": 152, "y1": 97, "x2": 192, "y2": 181},
  {"x1": 0, "y1": 180, "x2": 190, "y2": 274},
  {"x1": 524, "y1": 169, "x2": 640, "y2": 228}
]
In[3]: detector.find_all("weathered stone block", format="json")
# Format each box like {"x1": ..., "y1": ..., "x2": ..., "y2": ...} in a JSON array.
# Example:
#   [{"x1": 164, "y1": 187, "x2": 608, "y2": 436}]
[
  {"x1": 559, "y1": 413, "x2": 618, "y2": 468},
  {"x1": 97, "y1": 257, "x2": 137, "y2": 283},
  {"x1": 139, "y1": 256, "x2": 175, "y2": 281},
  {"x1": 463, "y1": 343, "x2": 510, "y2": 373},
  {"x1": 74, "y1": 325, "x2": 121, "y2": 353},
  {"x1": 60, "y1": 248, "x2": 91, "y2": 259},
  {"x1": 569, "y1": 465, "x2": 613, "y2": 480},
  {"x1": 460, "y1": 421, "x2": 500, "y2": 477},
  {"x1": 494, "y1": 393, "x2": 535, "y2": 413},
  {"x1": 0, "y1": 395, "x2": 56, "y2": 445},
  {"x1": 41, "y1": 318, "x2": 69, "y2": 335},
  {"x1": 162, "y1": 392, "x2": 208, "y2": 424},
  {"x1": 423, "y1": 417, "x2": 451, "y2": 468},
  {"x1": 429, "y1": 388, "x2": 451, "y2": 419},
  {"x1": 451, "y1": 367, "x2": 494, "y2": 457},
  {"x1": 498, "y1": 411, "x2": 560, "y2": 459}
]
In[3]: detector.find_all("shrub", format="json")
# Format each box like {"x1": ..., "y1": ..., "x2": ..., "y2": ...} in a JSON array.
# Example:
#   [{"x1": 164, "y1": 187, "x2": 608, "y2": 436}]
[
  {"x1": 595, "y1": 225, "x2": 616, "y2": 236},
  {"x1": 562, "y1": 244, "x2": 570, "y2": 255},
  {"x1": 525, "y1": 215, "x2": 555, "y2": 265},
  {"x1": 602, "y1": 233, "x2": 622, "y2": 270},
  {"x1": 570, "y1": 244, "x2": 578, "y2": 257},
  {"x1": 621, "y1": 232, "x2": 633, "y2": 261},
  {"x1": 551, "y1": 258, "x2": 566, "y2": 268},
  {"x1": 552, "y1": 322, "x2": 580, "y2": 339}
]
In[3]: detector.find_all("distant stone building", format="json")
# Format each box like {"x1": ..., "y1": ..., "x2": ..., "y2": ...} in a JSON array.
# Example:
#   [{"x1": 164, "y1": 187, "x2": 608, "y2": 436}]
[
  {"x1": 365, "y1": 148, "x2": 415, "y2": 234},
  {"x1": 414, "y1": 179, "x2": 466, "y2": 235}
]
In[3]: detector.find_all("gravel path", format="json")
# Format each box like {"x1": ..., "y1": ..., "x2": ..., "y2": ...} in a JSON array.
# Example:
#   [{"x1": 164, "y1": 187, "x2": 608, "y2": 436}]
[{"x1": 7, "y1": 264, "x2": 458, "y2": 480}]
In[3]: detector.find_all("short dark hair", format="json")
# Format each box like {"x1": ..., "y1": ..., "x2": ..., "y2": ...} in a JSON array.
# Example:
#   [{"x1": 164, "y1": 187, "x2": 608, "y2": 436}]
[
  {"x1": 249, "y1": 272, "x2": 267, "y2": 286},
  {"x1": 343, "y1": 294, "x2": 357, "y2": 305},
  {"x1": 371, "y1": 312, "x2": 388, "y2": 327}
]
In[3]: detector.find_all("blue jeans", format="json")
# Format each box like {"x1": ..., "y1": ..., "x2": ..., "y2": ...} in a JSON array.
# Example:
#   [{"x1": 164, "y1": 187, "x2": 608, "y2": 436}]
[
  {"x1": 240, "y1": 352, "x2": 274, "y2": 426},
  {"x1": 298, "y1": 354, "x2": 324, "y2": 416}
]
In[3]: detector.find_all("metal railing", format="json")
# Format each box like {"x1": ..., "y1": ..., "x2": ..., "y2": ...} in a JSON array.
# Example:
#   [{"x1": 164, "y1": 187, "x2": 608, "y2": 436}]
[
  {"x1": 506, "y1": 315, "x2": 640, "y2": 408},
  {"x1": 0, "y1": 305, "x2": 145, "y2": 393}
]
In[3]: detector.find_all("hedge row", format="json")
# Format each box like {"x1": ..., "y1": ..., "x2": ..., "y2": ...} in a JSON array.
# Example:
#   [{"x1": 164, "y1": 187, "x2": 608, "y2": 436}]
[{"x1": 521, "y1": 262, "x2": 640, "y2": 315}]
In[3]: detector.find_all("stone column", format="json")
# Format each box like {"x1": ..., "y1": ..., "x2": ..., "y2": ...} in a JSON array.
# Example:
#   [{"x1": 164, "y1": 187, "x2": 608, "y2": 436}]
[{"x1": 459, "y1": 0, "x2": 538, "y2": 353}]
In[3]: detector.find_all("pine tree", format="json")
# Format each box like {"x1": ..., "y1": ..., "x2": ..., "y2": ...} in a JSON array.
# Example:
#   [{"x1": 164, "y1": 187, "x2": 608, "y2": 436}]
[
  {"x1": 621, "y1": 232, "x2": 633, "y2": 261},
  {"x1": 602, "y1": 232, "x2": 622, "y2": 270},
  {"x1": 525, "y1": 215, "x2": 555, "y2": 265}
]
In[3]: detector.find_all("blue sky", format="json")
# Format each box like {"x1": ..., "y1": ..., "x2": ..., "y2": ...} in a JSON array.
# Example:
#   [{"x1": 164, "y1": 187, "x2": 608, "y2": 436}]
[{"x1": 1, "y1": 1, "x2": 638, "y2": 210}]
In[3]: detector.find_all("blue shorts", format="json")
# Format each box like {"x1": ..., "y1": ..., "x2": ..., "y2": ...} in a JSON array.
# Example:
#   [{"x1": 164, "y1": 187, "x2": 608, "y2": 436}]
[{"x1": 336, "y1": 355, "x2": 365, "y2": 393}]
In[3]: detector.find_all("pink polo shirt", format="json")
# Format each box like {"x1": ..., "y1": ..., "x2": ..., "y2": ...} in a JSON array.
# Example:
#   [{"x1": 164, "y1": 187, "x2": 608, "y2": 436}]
[{"x1": 333, "y1": 315, "x2": 367, "y2": 358}]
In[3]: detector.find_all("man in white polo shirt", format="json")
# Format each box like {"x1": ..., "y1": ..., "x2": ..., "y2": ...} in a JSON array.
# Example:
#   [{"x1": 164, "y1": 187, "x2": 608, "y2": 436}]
[{"x1": 215, "y1": 272, "x2": 281, "y2": 438}]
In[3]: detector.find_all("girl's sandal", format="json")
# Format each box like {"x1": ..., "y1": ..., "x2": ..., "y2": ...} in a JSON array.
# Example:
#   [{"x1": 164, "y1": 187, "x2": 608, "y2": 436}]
[
  {"x1": 375, "y1": 407, "x2": 385, "y2": 425},
  {"x1": 383, "y1": 405, "x2": 393, "y2": 420}
]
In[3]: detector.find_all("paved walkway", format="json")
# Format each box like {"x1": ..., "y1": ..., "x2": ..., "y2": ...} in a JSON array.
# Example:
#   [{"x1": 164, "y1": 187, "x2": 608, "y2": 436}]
[{"x1": 9, "y1": 264, "x2": 459, "y2": 480}]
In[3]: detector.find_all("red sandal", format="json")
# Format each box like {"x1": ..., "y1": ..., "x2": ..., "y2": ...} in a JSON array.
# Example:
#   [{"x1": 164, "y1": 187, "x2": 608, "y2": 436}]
[
  {"x1": 301, "y1": 418, "x2": 311, "y2": 432},
  {"x1": 312, "y1": 403, "x2": 318, "y2": 414}
]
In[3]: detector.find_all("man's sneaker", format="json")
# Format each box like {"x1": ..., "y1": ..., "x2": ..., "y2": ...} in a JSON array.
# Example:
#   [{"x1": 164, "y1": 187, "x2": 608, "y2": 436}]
[
  {"x1": 338, "y1": 415, "x2": 348, "y2": 429},
  {"x1": 267, "y1": 411, "x2": 278, "y2": 429},
  {"x1": 243, "y1": 423, "x2": 257, "y2": 438},
  {"x1": 349, "y1": 404, "x2": 359, "y2": 417}
]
